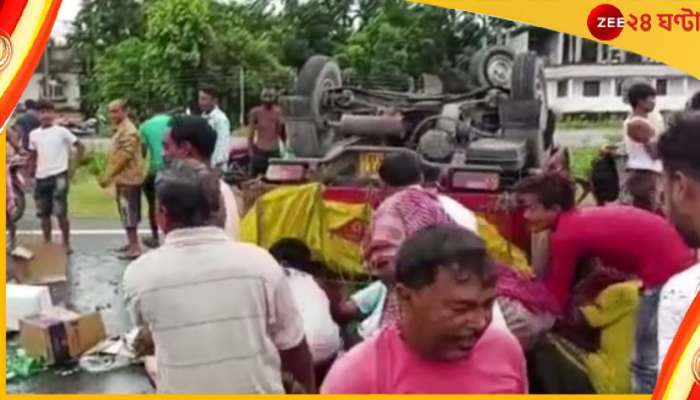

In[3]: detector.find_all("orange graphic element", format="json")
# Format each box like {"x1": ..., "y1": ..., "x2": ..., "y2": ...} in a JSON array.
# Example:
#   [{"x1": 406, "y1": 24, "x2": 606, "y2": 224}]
[
  {"x1": 0, "y1": 30, "x2": 11, "y2": 71},
  {"x1": 654, "y1": 292, "x2": 700, "y2": 399},
  {"x1": 694, "y1": 349, "x2": 700, "y2": 385},
  {"x1": 330, "y1": 218, "x2": 366, "y2": 244}
]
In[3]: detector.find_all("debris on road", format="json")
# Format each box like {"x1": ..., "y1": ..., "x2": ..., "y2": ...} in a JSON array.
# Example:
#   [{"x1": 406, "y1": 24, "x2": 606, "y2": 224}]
[
  {"x1": 6, "y1": 284, "x2": 53, "y2": 331},
  {"x1": 6, "y1": 344, "x2": 47, "y2": 381},
  {"x1": 19, "y1": 307, "x2": 107, "y2": 365}
]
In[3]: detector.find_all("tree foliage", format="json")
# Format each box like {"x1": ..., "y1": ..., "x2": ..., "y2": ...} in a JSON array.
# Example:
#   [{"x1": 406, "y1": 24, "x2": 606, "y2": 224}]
[{"x1": 73, "y1": 0, "x2": 514, "y2": 119}]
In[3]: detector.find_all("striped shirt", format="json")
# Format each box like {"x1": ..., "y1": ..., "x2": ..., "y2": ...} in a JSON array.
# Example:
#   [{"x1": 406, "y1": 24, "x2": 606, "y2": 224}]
[{"x1": 123, "y1": 227, "x2": 304, "y2": 393}]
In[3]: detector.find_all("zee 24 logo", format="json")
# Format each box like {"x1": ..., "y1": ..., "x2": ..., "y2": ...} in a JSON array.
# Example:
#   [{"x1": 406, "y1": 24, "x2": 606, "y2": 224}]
[
  {"x1": 588, "y1": 3, "x2": 700, "y2": 41},
  {"x1": 0, "y1": 30, "x2": 11, "y2": 71}
]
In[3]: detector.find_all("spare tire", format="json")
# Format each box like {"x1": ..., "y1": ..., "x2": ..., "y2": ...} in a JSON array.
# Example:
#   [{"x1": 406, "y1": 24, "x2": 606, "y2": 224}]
[
  {"x1": 512, "y1": 52, "x2": 547, "y2": 104},
  {"x1": 509, "y1": 52, "x2": 549, "y2": 167},
  {"x1": 468, "y1": 46, "x2": 515, "y2": 89},
  {"x1": 291, "y1": 55, "x2": 343, "y2": 156}
]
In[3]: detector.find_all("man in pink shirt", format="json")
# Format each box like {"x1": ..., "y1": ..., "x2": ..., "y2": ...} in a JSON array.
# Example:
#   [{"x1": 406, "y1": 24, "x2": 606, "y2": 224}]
[
  {"x1": 514, "y1": 173, "x2": 695, "y2": 394},
  {"x1": 321, "y1": 224, "x2": 527, "y2": 394}
]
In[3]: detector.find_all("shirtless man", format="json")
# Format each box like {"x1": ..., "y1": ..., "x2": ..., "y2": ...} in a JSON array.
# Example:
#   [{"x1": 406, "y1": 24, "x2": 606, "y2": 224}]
[
  {"x1": 248, "y1": 88, "x2": 284, "y2": 176},
  {"x1": 622, "y1": 83, "x2": 665, "y2": 213}
]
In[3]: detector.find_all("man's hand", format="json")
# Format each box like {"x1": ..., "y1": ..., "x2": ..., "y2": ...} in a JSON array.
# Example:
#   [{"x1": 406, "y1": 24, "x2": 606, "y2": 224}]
[{"x1": 97, "y1": 175, "x2": 111, "y2": 189}]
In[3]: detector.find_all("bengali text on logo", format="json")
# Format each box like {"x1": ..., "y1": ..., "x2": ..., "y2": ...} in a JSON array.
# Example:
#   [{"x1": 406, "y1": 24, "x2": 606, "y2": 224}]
[{"x1": 588, "y1": 4, "x2": 700, "y2": 40}]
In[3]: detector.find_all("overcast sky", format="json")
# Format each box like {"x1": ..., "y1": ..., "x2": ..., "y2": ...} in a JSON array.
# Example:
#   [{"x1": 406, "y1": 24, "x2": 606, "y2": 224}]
[{"x1": 51, "y1": 0, "x2": 81, "y2": 38}]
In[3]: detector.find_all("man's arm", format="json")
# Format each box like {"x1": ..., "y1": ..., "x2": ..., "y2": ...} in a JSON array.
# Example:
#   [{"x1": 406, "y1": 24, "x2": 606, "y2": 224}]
[
  {"x1": 7, "y1": 126, "x2": 22, "y2": 153},
  {"x1": 123, "y1": 267, "x2": 154, "y2": 357},
  {"x1": 247, "y1": 110, "x2": 257, "y2": 150},
  {"x1": 325, "y1": 281, "x2": 362, "y2": 325},
  {"x1": 73, "y1": 140, "x2": 86, "y2": 164},
  {"x1": 544, "y1": 234, "x2": 581, "y2": 315},
  {"x1": 279, "y1": 339, "x2": 315, "y2": 393},
  {"x1": 26, "y1": 132, "x2": 37, "y2": 178},
  {"x1": 627, "y1": 119, "x2": 655, "y2": 143},
  {"x1": 214, "y1": 116, "x2": 231, "y2": 167},
  {"x1": 268, "y1": 271, "x2": 315, "y2": 392},
  {"x1": 100, "y1": 133, "x2": 136, "y2": 186}
]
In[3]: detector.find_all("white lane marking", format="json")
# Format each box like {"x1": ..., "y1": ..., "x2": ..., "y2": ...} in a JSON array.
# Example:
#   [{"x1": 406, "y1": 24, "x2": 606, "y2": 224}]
[{"x1": 17, "y1": 229, "x2": 151, "y2": 236}]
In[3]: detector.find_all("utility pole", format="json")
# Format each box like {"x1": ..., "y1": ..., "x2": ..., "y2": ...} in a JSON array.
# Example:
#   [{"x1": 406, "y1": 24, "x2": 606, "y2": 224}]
[
  {"x1": 239, "y1": 67, "x2": 245, "y2": 126},
  {"x1": 42, "y1": 40, "x2": 51, "y2": 99}
]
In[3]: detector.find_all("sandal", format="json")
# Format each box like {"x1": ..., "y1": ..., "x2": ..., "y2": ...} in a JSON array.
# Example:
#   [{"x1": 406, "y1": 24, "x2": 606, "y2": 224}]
[
  {"x1": 112, "y1": 245, "x2": 129, "y2": 253},
  {"x1": 142, "y1": 238, "x2": 160, "y2": 249},
  {"x1": 118, "y1": 252, "x2": 142, "y2": 261}
]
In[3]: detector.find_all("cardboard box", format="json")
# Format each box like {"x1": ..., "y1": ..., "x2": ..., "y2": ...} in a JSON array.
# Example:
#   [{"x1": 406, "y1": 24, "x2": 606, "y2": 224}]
[
  {"x1": 6, "y1": 284, "x2": 53, "y2": 332},
  {"x1": 10, "y1": 241, "x2": 67, "y2": 284},
  {"x1": 19, "y1": 307, "x2": 107, "y2": 365}
]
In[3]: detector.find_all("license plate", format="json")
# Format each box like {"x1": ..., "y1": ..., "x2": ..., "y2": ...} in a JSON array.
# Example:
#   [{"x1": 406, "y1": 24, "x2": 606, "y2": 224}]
[
  {"x1": 451, "y1": 171, "x2": 500, "y2": 191},
  {"x1": 357, "y1": 152, "x2": 384, "y2": 178}
]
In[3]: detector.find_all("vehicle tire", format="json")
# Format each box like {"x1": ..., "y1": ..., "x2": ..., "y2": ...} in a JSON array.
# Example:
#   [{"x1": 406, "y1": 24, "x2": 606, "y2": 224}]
[
  {"x1": 468, "y1": 46, "x2": 515, "y2": 89},
  {"x1": 293, "y1": 55, "x2": 343, "y2": 156},
  {"x1": 511, "y1": 52, "x2": 549, "y2": 167},
  {"x1": 512, "y1": 52, "x2": 547, "y2": 104},
  {"x1": 10, "y1": 184, "x2": 25, "y2": 224}
]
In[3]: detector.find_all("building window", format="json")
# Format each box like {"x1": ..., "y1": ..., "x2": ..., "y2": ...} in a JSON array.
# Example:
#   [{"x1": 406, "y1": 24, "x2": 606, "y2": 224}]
[
  {"x1": 600, "y1": 45, "x2": 610, "y2": 63},
  {"x1": 626, "y1": 52, "x2": 643, "y2": 64},
  {"x1": 557, "y1": 80, "x2": 568, "y2": 97},
  {"x1": 656, "y1": 79, "x2": 668, "y2": 96},
  {"x1": 562, "y1": 34, "x2": 571, "y2": 64},
  {"x1": 615, "y1": 79, "x2": 625, "y2": 97},
  {"x1": 581, "y1": 40, "x2": 598, "y2": 63},
  {"x1": 583, "y1": 81, "x2": 601, "y2": 97}
]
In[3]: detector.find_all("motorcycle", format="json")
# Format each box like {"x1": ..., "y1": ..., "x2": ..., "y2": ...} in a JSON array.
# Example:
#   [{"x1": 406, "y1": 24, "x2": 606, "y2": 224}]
[{"x1": 8, "y1": 153, "x2": 28, "y2": 224}]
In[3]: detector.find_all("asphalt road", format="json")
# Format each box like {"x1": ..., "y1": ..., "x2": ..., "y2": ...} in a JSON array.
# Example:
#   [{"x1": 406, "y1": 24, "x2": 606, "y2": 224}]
[{"x1": 7, "y1": 209, "x2": 154, "y2": 394}]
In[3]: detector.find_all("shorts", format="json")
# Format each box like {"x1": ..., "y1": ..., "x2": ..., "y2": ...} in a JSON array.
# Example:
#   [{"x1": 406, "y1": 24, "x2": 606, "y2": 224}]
[
  {"x1": 251, "y1": 146, "x2": 281, "y2": 176},
  {"x1": 143, "y1": 173, "x2": 157, "y2": 204},
  {"x1": 34, "y1": 172, "x2": 69, "y2": 218},
  {"x1": 621, "y1": 169, "x2": 661, "y2": 213},
  {"x1": 116, "y1": 184, "x2": 142, "y2": 229}
]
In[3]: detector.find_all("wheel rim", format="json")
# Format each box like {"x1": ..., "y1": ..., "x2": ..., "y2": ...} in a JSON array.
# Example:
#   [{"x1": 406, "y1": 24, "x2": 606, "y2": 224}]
[
  {"x1": 487, "y1": 55, "x2": 513, "y2": 88},
  {"x1": 316, "y1": 75, "x2": 341, "y2": 149}
]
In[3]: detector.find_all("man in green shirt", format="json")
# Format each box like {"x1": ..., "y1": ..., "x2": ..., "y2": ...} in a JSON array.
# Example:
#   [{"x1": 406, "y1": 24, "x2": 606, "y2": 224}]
[{"x1": 140, "y1": 113, "x2": 172, "y2": 248}]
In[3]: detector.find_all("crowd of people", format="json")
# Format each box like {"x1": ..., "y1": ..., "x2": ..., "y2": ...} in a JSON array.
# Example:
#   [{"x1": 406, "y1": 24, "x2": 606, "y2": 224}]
[{"x1": 5, "y1": 82, "x2": 700, "y2": 394}]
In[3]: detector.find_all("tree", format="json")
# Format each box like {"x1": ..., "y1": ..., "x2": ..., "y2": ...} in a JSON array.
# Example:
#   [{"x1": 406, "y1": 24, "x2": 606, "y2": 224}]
[
  {"x1": 69, "y1": 0, "x2": 144, "y2": 114},
  {"x1": 89, "y1": 0, "x2": 291, "y2": 122},
  {"x1": 91, "y1": 38, "x2": 150, "y2": 119}
]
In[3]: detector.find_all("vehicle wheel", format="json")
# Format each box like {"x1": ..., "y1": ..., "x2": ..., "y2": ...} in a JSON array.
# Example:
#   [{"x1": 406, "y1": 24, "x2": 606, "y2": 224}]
[
  {"x1": 293, "y1": 55, "x2": 343, "y2": 156},
  {"x1": 512, "y1": 52, "x2": 547, "y2": 104},
  {"x1": 468, "y1": 46, "x2": 515, "y2": 89},
  {"x1": 511, "y1": 52, "x2": 549, "y2": 167},
  {"x1": 10, "y1": 185, "x2": 25, "y2": 224}
]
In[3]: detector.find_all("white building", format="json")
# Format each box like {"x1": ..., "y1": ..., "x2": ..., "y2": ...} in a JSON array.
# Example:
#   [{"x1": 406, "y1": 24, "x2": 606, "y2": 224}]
[
  {"x1": 20, "y1": 39, "x2": 81, "y2": 111},
  {"x1": 505, "y1": 27, "x2": 698, "y2": 115}
]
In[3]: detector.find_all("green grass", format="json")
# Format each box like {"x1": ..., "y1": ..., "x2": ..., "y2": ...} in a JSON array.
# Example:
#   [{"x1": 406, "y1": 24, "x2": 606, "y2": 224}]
[
  {"x1": 570, "y1": 147, "x2": 598, "y2": 180},
  {"x1": 67, "y1": 151, "x2": 149, "y2": 220},
  {"x1": 557, "y1": 113, "x2": 626, "y2": 130},
  {"x1": 68, "y1": 168, "x2": 120, "y2": 219}
]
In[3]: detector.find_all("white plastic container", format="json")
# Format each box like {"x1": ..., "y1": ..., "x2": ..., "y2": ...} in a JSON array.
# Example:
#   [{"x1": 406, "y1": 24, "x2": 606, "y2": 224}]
[{"x1": 6, "y1": 284, "x2": 52, "y2": 331}]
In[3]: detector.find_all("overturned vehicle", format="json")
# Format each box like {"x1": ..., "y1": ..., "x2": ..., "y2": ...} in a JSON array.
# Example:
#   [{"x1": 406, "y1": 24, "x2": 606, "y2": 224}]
[{"x1": 238, "y1": 49, "x2": 570, "y2": 254}]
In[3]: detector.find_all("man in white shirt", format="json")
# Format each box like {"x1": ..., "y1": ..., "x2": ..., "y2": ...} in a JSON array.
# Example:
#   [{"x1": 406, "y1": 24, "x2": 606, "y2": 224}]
[
  {"x1": 198, "y1": 85, "x2": 231, "y2": 172},
  {"x1": 269, "y1": 239, "x2": 342, "y2": 386},
  {"x1": 124, "y1": 159, "x2": 314, "y2": 393},
  {"x1": 622, "y1": 83, "x2": 665, "y2": 213},
  {"x1": 657, "y1": 112, "x2": 700, "y2": 370},
  {"x1": 28, "y1": 100, "x2": 85, "y2": 254},
  {"x1": 162, "y1": 115, "x2": 240, "y2": 240}
]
